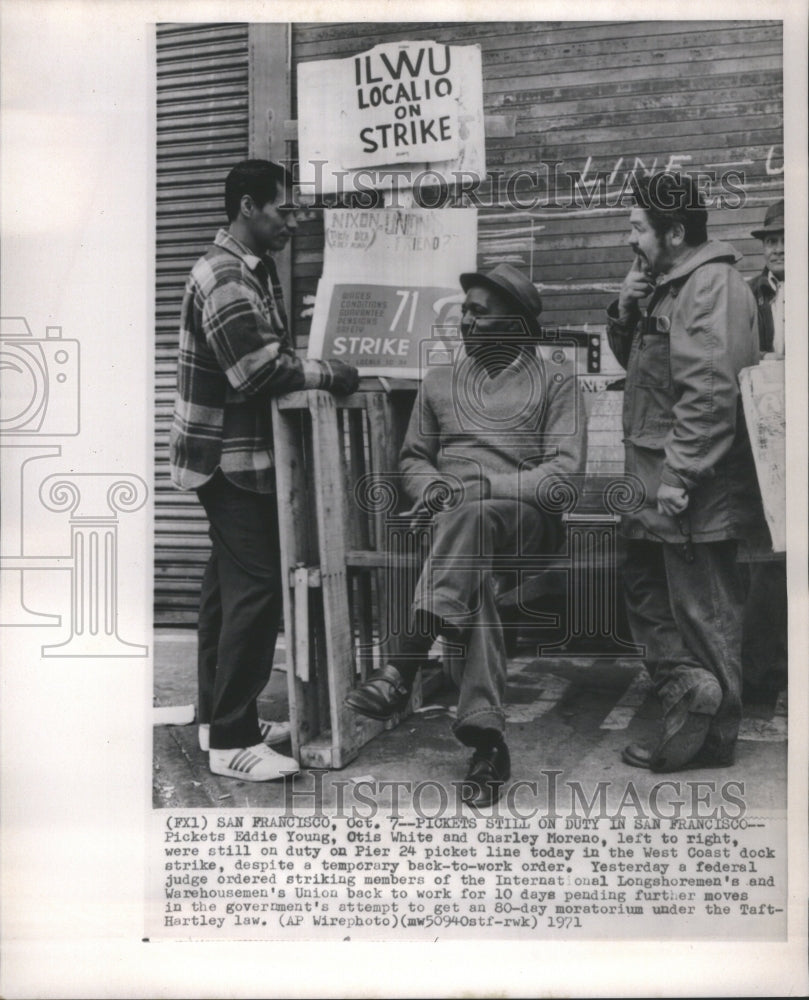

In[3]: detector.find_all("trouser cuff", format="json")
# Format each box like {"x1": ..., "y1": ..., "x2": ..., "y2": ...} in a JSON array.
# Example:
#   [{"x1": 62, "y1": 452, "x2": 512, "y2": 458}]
[
  {"x1": 454, "y1": 710, "x2": 506, "y2": 746},
  {"x1": 209, "y1": 720, "x2": 262, "y2": 750}
]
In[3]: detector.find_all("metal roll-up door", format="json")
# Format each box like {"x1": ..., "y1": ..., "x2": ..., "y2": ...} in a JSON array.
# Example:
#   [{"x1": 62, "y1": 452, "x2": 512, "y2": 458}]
[{"x1": 155, "y1": 23, "x2": 249, "y2": 625}]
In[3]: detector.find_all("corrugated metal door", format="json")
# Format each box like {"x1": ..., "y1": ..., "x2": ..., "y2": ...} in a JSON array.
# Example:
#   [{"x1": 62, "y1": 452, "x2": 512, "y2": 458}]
[{"x1": 155, "y1": 23, "x2": 249, "y2": 624}]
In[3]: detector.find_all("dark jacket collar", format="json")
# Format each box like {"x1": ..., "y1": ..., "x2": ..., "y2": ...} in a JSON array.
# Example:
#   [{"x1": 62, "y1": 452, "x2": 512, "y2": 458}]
[{"x1": 750, "y1": 268, "x2": 779, "y2": 299}]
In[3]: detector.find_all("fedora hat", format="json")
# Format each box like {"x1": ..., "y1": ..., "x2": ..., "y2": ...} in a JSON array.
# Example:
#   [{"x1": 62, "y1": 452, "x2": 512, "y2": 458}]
[
  {"x1": 460, "y1": 262, "x2": 542, "y2": 337},
  {"x1": 751, "y1": 199, "x2": 784, "y2": 240}
]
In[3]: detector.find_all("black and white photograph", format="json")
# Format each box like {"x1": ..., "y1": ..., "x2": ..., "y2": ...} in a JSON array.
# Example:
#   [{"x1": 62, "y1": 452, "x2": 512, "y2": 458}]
[{"x1": 1, "y1": 2, "x2": 807, "y2": 997}]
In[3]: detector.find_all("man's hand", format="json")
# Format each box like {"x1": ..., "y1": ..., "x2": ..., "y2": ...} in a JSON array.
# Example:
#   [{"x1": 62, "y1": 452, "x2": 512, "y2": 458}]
[
  {"x1": 657, "y1": 482, "x2": 689, "y2": 517},
  {"x1": 321, "y1": 359, "x2": 359, "y2": 395},
  {"x1": 618, "y1": 257, "x2": 654, "y2": 323}
]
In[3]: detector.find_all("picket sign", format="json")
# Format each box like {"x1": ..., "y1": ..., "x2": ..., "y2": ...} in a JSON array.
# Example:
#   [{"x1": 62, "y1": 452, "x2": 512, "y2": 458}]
[{"x1": 739, "y1": 360, "x2": 786, "y2": 553}]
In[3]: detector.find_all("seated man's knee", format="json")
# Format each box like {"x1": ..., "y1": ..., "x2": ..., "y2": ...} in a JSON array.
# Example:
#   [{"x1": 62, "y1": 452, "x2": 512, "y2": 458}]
[{"x1": 434, "y1": 497, "x2": 492, "y2": 529}]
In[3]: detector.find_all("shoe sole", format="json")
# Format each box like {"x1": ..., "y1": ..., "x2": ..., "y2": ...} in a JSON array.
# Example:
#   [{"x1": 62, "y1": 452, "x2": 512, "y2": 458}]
[
  {"x1": 679, "y1": 754, "x2": 734, "y2": 771},
  {"x1": 652, "y1": 711, "x2": 714, "y2": 772},
  {"x1": 650, "y1": 679, "x2": 722, "y2": 772},
  {"x1": 621, "y1": 746, "x2": 652, "y2": 769},
  {"x1": 343, "y1": 693, "x2": 403, "y2": 721}
]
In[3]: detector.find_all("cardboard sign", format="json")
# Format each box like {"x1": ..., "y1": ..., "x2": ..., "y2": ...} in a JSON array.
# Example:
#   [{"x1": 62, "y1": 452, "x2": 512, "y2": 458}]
[
  {"x1": 307, "y1": 208, "x2": 477, "y2": 377},
  {"x1": 740, "y1": 360, "x2": 785, "y2": 552},
  {"x1": 313, "y1": 283, "x2": 462, "y2": 371},
  {"x1": 297, "y1": 41, "x2": 485, "y2": 195}
]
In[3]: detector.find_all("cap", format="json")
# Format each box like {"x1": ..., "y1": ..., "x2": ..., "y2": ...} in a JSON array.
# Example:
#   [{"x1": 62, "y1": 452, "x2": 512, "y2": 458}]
[
  {"x1": 459, "y1": 262, "x2": 542, "y2": 337},
  {"x1": 751, "y1": 200, "x2": 784, "y2": 240}
]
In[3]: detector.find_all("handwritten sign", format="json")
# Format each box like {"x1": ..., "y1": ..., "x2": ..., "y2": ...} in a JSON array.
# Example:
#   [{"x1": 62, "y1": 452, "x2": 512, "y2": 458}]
[
  {"x1": 740, "y1": 360, "x2": 785, "y2": 552},
  {"x1": 297, "y1": 41, "x2": 485, "y2": 195},
  {"x1": 307, "y1": 208, "x2": 477, "y2": 377}
]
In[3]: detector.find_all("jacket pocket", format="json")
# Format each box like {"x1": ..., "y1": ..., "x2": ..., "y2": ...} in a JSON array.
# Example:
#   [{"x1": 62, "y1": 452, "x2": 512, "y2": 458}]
[
  {"x1": 634, "y1": 332, "x2": 671, "y2": 389},
  {"x1": 623, "y1": 441, "x2": 664, "y2": 503}
]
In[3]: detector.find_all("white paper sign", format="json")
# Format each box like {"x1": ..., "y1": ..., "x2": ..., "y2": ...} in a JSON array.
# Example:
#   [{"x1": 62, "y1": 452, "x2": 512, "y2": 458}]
[
  {"x1": 307, "y1": 207, "x2": 477, "y2": 376},
  {"x1": 297, "y1": 41, "x2": 485, "y2": 195},
  {"x1": 740, "y1": 360, "x2": 786, "y2": 552}
]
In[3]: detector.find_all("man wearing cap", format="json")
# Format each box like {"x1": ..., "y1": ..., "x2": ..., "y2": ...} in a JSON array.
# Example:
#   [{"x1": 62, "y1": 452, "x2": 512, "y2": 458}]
[
  {"x1": 748, "y1": 200, "x2": 785, "y2": 358},
  {"x1": 742, "y1": 200, "x2": 787, "y2": 703},
  {"x1": 607, "y1": 171, "x2": 763, "y2": 773},
  {"x1": 344, "y1": 263, "x2": 586, "y2": 806}
]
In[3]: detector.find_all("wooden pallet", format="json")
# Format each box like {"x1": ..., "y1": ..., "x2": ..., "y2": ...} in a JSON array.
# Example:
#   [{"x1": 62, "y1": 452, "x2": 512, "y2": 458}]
[{"x1": 272, "y1": 383, "x2": 422, "y2": 768}]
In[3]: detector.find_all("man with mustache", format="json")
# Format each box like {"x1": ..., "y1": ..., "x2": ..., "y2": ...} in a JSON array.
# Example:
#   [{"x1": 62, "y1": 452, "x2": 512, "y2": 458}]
[
  {"x1": 345, "y1": 263, "x2": 586, "y2": 806},
  {"x1": 607, "y1": 171, "x2": 763, "y2": 772}
]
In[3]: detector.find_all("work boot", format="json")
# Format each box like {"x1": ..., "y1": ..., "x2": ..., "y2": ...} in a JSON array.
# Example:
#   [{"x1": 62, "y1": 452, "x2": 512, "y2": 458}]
[
  {"x1": 621, "y1": 675, "x2": 722, "y2": 773},
  {"x1": 461, "y1": 741, "x2": 511, "y2": 809},
  {"x1": 344, "y1": 663, "x2": 412, "y2": 720},
  {"x1": 455, "y1": 726, "x2": 510, "y2": 809}
]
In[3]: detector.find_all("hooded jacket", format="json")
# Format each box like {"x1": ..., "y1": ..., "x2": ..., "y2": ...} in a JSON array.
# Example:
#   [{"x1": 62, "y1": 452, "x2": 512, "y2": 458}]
[{"x1": 607, "y1": 240, "x2": 765, "y2": 542}]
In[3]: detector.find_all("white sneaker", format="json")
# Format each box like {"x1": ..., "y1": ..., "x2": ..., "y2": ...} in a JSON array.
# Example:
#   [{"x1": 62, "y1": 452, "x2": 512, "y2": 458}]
[
  {"x1": 209, "y1": 742, "x2": 300, "y2": 782},
  {"x1": 198, "y1": 719, "x2": 292, "y2": 753}
]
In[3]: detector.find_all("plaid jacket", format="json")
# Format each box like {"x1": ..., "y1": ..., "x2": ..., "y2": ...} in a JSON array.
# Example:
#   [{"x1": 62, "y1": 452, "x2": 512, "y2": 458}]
[{"x1": 170, "y1": 229, "x2": 325, "y2": 493}]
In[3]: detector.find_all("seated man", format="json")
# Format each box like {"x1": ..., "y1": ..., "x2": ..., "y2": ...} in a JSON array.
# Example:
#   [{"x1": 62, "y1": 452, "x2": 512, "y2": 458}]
[{"x1": 345, "y1": 263, "x2": 586, "y2": 806}]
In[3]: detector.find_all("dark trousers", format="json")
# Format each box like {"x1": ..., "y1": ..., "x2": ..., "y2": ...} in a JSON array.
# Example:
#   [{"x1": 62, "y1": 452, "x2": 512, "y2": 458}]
[
  {"x1": 623, "y1": 539, "x2": 745, "y2": 758},
  {"x1": 196, "y1": 470, "x2": 283, "y2": 749},
  {"x1": 412, "y1": 499, "x2": 552, "y2": 744},
  {"x1": 742, "y1": 562, "x2": 788, "y2": 693}
]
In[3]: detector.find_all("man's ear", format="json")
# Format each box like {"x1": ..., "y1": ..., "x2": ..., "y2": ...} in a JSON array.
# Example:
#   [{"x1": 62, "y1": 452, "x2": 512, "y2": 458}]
[
  {"x1": 239, "y1": 193, "x2": 254, "y2": 218},
  {"x1": 669, "y1": 220, "x2": 686, "y2": 249}
]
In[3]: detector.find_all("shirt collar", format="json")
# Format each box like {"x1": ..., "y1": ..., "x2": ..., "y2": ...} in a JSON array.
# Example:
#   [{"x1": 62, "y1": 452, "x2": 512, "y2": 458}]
[
  {"x1": 214, "y1": 228, "x2": 266, "y2": 272},
  {"x1": 766, "y1": 268, "x2": 782, "y2": 293}
]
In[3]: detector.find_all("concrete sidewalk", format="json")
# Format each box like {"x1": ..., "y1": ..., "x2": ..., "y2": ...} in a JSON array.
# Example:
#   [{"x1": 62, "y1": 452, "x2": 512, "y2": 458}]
[{"x1": 153, "y1": 629, "x2": 787, "y2": 812}]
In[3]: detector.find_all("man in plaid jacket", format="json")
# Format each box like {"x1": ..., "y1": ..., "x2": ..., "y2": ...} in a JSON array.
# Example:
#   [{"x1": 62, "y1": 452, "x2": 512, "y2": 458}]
[{"x1": 170, "y1": 160, "x2": 358, "y2": 782}]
